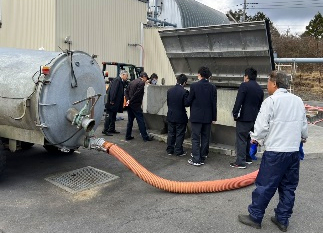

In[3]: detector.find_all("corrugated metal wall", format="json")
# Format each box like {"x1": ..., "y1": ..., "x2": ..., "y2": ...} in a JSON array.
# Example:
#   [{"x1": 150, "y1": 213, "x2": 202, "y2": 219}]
[
  {"x1": 0, "y1": 0, "x2": 147, "y2": 77},
  {"x1": 143, "y1": 27, "x2": 176, "y2": 85},
  {"x1": 55, "y1": 0, "x2": 147, "y2": 75},
  {"x1": 0, "y1": 0, "x2": 56, "y2": 50}
]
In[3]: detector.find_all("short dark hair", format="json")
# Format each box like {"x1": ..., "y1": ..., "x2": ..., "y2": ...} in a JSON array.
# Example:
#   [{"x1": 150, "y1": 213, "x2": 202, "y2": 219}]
[
  {"x1": 269, "y1": 71, "x2": 289, "y2": 89},
  {"x1": 245, "y1": 67, "x2": 257, "y2": 80},
  {"x1": 198, "y1": 66, "x2": 212, "y2": 79},
  {"x1": 150, "y1": 73, "x2": 158, "y2": 79},
  {"x1": 140, "y1": 72, "x2": 149, "y2": 79},
  {"x1": 176, "y1": 74, "x2": 188, "y2": 85}
]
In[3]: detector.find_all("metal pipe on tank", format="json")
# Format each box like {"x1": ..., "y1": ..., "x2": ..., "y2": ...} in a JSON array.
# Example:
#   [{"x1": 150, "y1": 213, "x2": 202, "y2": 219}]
[
  {"x1": 147, "y1": 17, "x2": 177, "y2": 27},
  {"x1": 274, "y1": 58, "x2": 323, "y2": 63}
]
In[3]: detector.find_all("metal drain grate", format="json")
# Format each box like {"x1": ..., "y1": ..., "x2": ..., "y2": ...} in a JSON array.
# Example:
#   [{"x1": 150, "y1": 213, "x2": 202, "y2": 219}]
[{"x1": 45, "y1": 166, "x2": 119, "y2": 193}]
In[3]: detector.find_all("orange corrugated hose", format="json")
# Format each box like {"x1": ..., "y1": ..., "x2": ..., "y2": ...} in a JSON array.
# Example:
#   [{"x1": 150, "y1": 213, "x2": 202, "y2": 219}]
[{"x1": 102, "y1": 141, "x2": 259, "y2": 193}]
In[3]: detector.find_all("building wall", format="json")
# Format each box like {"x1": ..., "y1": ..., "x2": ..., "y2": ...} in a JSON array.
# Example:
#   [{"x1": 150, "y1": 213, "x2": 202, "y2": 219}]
[
  {"x1": 0, "y1": 0, "x2": 56, "y2": 50},
  {"x1": 0, "y1": 0, "x2": 147, "y2": 77},
  {"x1": 143, "y1": 27, "x2": 176, "y2": 85},
  {"x1": 55, "y1": 0, "x2": 147, "y2": 75}
]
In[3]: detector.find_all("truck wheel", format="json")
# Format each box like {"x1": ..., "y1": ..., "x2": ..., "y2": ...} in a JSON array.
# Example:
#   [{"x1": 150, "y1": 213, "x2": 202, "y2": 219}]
[
  {"x1": 43, "y1": 145, "x2": 75, "y2": 155},
  {"x1": 0, "y1": 151, "x2": 6, "y2": 177}
]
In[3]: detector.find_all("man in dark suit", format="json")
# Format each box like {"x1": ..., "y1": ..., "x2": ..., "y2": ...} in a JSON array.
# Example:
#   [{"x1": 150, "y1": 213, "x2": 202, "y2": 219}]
[
  {"x1": 102, "y1": 70, "x2": 128, "y2": 136},
  {"x1": 125, "y1": 72, "x2": 153, "y2": 142},
  {"x1": 230, "y1": 67, "x2": 264, "y2": 169},
  {"x1": 186, "y1": 67, "x2": 217, "y2": 166},
  {"x1": 166, "y1": 74, "x2": 189, "y2": 157}
]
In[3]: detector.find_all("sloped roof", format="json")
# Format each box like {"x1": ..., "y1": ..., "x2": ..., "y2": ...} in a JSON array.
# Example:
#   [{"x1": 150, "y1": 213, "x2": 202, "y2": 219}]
[{"x1": 174, "y1": 0, "x2": 230, "y2": 27}]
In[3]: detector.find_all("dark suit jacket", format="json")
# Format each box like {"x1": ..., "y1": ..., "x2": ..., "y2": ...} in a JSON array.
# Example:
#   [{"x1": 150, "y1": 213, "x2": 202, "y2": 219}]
[
  {"x1": 167, "y1": 84, "x2": 189, "y2": 124},
  {"x1": 106, "y1": 76, "x2": 125, "y2": 113},
  {"x1": 232, "y1": 80, "x2": 264, "y2": 122},
  {"x1": 125, "y1": 78, "x2": 145, "y2": 111},
  {"x1": 186, "y1": 79, "x2": 217, "y2": 123}
]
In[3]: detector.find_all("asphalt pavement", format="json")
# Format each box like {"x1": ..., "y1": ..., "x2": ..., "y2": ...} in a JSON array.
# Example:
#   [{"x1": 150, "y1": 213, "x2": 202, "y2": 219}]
[{"x1": 0, "y1": 113, "x2": 322, "y2": 233}]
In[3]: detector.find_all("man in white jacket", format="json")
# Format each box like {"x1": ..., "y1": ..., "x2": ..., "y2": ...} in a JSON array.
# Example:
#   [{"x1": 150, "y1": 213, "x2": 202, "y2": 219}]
[{"x1": 238, "y1": 71, "x2": 308, "y2": 232}]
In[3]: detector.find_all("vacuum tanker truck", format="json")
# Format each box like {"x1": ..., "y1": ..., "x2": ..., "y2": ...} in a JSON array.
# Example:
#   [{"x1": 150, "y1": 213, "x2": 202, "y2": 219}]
[{"x1": 0, "y1": 48, "x2": 106, "y2": 176}]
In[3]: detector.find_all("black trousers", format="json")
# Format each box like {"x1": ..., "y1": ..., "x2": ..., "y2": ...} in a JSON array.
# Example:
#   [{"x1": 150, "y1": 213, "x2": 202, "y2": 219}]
[
  {"x1": 235, "y1": 121, "x2": 254, "y2": 165},
  {"x1": 125, "y1": 107, "x2": 149, "y2": 140},
  {"x1": 166, "y1": 122, "x2": 186, "y2": 155},
  {"x1": 191, "y1": 122, "x2": 211, "y2": 163},
  {"x1": 104, "y1": 110, "x2": 117, "y2": 132}
]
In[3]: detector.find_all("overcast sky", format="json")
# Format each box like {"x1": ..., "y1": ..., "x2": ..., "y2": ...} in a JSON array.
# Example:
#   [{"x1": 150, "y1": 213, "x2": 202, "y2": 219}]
[{"x1": 196, "y1": 0, "x2": 323, "y2": 35}]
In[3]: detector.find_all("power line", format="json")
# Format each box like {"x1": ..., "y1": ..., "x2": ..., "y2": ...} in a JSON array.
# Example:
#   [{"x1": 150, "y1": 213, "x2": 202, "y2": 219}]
[
  {"x1": 246, "y1": 0, "x2": 323, "y2": 3},
  {"x1": 235, "y1": 0, "x2": 323, "y2": 9},
  {"x1": 218, "y1": 1, "x2": 323, "y2": 14},
  {"x1": 247, "y1": 7, "x2": 323, "y2": 9}
]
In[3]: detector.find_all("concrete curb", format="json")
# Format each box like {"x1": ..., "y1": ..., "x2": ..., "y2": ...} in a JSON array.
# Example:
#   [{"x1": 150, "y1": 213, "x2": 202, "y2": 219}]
[
  {"x1": 150, "y1": 132, "x2": 323, "y2": 160},
  {"x1": 150, "y1": 133, "x2": 236, "y2": 157}
]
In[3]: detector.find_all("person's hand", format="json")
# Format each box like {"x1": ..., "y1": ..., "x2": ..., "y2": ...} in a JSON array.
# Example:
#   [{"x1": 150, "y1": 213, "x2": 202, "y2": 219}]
[
  {"x1": 126, "y1": 100, "x2": 130, "y2": 106},
  {"x1": 250, "y1": 139, "x2": 258, "y2": 144},
  {"x1": 301, "y1": 138, "x2": 307, "y2": 143},
  {"x1": 110, "y1": 102, "x2": 114, "y2": 105},
  {"x1": 212, "y1": 121, "x2": 217, "y2": 124}
]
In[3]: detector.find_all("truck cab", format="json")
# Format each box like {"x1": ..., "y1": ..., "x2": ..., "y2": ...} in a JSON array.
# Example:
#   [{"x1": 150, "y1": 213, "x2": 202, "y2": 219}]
[{"x1": 102, "y1": 62, "x2": 144, "y2": 85}]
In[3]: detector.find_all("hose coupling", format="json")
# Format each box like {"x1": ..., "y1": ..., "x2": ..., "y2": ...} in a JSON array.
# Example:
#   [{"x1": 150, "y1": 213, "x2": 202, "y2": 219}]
[{"x1": 89, "y1": 138, "x2": 107, "y2": 152}]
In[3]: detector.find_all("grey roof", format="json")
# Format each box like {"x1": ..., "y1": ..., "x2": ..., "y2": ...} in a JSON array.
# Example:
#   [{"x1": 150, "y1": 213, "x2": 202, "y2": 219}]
[{"x1": 174, "y1": 0, "x2": 230, "y2": 28}]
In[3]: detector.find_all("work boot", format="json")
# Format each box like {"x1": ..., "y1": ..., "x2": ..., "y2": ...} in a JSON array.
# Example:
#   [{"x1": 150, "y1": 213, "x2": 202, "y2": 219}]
[
  {"x1": 271, "y1": 216, "x2": 287, "y2": 232},
  {"x1": 238, "y1": 214, "x2": 261, "y2": 229}
]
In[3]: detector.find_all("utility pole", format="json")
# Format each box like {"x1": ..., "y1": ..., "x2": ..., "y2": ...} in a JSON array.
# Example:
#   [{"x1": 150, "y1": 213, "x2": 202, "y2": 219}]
[{"x1": 242, "y1": 0, "x2": 247, "y2": 22}]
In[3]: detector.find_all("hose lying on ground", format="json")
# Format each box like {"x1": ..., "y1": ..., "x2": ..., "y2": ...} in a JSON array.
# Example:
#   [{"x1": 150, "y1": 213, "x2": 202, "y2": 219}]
[{"x1": 101, "y1": 141, "x2": 259, "y2": 194}]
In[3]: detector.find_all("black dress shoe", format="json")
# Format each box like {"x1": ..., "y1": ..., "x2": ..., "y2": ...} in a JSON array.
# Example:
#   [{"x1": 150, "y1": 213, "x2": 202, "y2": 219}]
[
  {"x1": 143, "y1": 135, "x2": 154, "y2": 142},
  {"x1": 102, "y1": 131, "x2": 113, "y2": 136},
  {"x1": 271, "y1": 216, "x2": 287, "y2": 232},
  {"x1": 125, "y1": 136, "x2": 134, "y2": 140},
  {"x1": 108, "y1": 130, "x2": 120, "y2": 134}
]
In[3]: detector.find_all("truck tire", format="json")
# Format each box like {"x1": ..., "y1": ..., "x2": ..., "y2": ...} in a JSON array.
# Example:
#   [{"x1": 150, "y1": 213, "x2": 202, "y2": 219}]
[
  {"x1": 43, "y1": 145, "x2": 75, "y2": 155},
  {"x1": 0, "y1": 151, "x2": 6, "y2": 177}
]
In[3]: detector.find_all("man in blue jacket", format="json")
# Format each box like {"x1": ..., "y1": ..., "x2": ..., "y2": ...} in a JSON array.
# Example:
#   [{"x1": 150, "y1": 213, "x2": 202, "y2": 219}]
[
  {"x1": 186, "y1": 67, "x2": 217, "y2": 166},
  {"x1": 166, "y1": 74, "x2": 189, "y2": 157},
  {"x1": 230, "y1": 68, "x2": 264, "y2": 169}
]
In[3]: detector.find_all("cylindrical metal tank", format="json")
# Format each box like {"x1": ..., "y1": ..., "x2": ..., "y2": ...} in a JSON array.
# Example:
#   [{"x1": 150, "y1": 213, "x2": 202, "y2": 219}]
[{"x1": 0, "y1": 48, "x2": 105, "y2": 150}]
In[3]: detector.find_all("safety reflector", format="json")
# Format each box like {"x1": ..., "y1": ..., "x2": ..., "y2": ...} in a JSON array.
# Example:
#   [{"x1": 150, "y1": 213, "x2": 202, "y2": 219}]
[{"x1": 41, "y1": 66, "x2": 50, "y2": 75}]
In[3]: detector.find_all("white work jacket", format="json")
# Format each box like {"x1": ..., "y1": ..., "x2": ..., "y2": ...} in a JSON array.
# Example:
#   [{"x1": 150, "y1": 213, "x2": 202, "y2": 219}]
[{"x1": 251, "y1": 88, "x2": 308, "y2": 152}]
